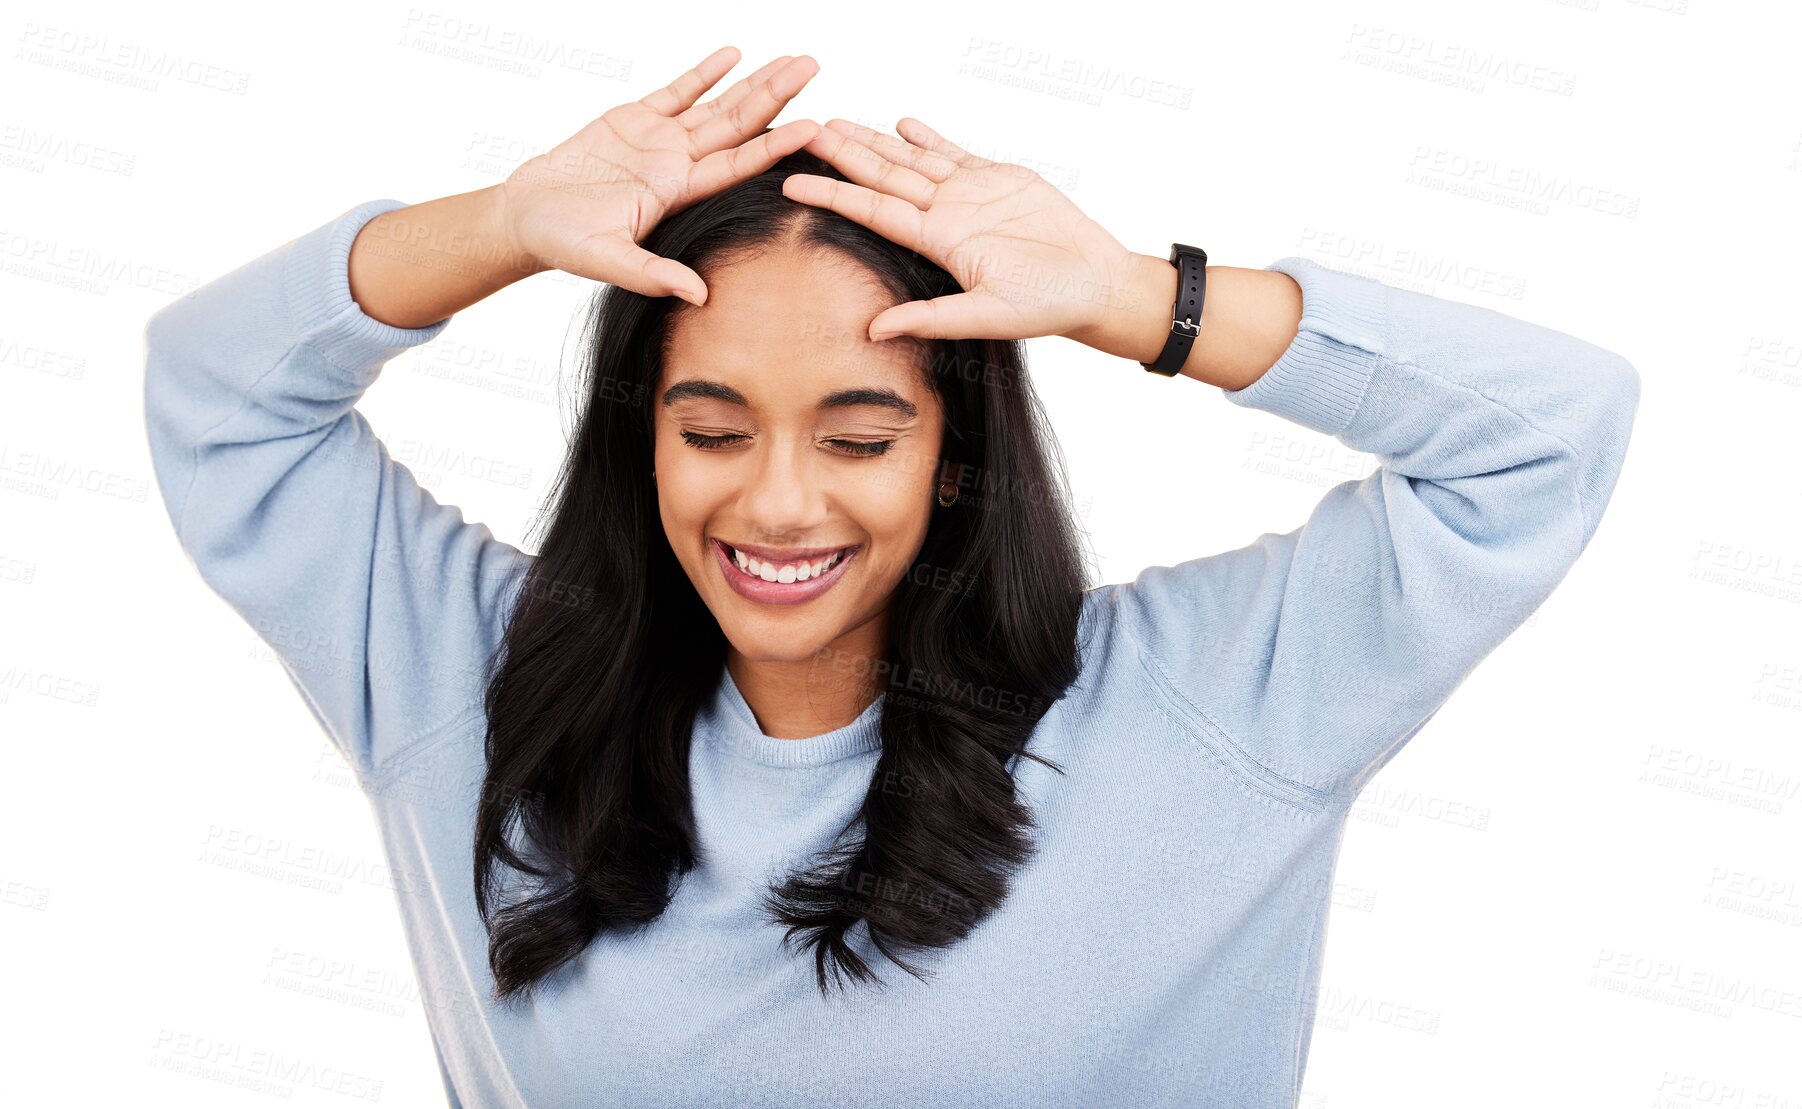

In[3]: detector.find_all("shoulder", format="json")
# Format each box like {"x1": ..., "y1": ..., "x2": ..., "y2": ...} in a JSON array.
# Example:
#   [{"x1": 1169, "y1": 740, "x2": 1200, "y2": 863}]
[
  {"x1": 1083, "y1": 531, "x2": 1302, "y2": 683},
  {"x1": 1030, "y1": 573, "x2": 1340, "y2": 816}
]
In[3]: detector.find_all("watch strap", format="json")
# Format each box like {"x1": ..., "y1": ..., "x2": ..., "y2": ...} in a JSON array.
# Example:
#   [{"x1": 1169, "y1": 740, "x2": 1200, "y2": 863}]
[{"x1": 1141, "y1": 243, "x2": 1208, "y2": 377}]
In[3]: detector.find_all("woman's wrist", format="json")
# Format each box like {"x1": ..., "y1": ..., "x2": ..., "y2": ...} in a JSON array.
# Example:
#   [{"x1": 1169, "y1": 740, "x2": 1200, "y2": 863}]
[
  {"x1": 1067, "y1": 251, "x2": 1303, "y2": 391},
  {"x1": 346, "y1": 186, "x2": 545, "y2": 330},
  {"x1": 1064, "y1": 250, "x2": 1177, "y2": 365}
]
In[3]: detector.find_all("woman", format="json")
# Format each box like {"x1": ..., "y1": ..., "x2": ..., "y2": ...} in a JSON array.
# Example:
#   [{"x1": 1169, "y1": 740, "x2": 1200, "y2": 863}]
[{"x1": 144, "y1": 45, "x2": 1639, "y2": 1109}]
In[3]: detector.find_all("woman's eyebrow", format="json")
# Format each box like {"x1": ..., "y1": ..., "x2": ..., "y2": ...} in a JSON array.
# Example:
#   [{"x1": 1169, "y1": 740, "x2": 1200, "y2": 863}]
[
  {"x1": 817, "y1": 387, "x2": 917, "y2": 419},
  {"x1": 661, "y1": 379, "x2": 917, "y2": 419},
  {"x1": 660, "y1": 379, "x2": 743, "y2": 408}
]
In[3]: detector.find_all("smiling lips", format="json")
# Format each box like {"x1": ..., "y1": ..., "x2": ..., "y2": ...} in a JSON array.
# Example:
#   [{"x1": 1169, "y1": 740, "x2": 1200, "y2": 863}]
[
  {"x1": 711, "y1": 538, "x2": 860, "y2": 605},
  {"x1": 729, "y1": 543, "x2": 849, "y2": 581}
]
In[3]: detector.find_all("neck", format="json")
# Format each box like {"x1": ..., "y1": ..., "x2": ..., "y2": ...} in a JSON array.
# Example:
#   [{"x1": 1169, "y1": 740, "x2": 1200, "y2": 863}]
[{"x1": 725, "y1": 613, "x2": 888, "y2": 739}]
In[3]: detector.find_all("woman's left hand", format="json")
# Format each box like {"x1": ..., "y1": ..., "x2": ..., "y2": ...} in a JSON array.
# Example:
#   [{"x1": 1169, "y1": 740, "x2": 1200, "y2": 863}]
[{"x1": 783, "y1": 118, "x2": 1137, "y2": 343}]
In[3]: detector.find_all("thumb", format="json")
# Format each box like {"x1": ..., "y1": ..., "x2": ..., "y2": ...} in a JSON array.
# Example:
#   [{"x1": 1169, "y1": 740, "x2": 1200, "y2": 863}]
[
  {"x1": 869, "y1": 292, "x2": 1004, "y2": 342},
  {"x1": 567, "y1": 232, "x2": 707, "y2": 304}
]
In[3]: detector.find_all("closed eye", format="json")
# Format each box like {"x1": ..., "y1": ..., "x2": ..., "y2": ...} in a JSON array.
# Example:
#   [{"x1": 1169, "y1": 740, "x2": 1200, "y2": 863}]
[
  {"x1": 679, "y1": 430, "x2": 895, "y2": 458},
  {"x1": 679, "y1": 430, "x2": 748, "y2": 450},
  {"x1": 826, "y1": 439, "x2": 894, "y2": 457}
]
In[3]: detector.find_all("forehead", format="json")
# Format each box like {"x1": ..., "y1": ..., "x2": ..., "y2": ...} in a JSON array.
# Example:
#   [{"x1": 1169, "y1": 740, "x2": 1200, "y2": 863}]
[{"x1": 660, "y1": 245, "x2": 932, "y2": 404}]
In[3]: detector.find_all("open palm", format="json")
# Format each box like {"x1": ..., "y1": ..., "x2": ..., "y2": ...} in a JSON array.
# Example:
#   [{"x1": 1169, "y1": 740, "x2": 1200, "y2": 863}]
[
  {"x1": 783, "y1": 118, "x2": 1135, "y2": 341},
  {"x1": 495, "y1": 46, "x2": 821, "y2": 302}
]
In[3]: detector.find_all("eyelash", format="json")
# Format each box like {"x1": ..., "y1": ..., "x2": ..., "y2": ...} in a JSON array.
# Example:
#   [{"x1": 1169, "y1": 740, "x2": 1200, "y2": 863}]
[{"x1": 679, "y1": 431, "x2": 894, "y2": 457}]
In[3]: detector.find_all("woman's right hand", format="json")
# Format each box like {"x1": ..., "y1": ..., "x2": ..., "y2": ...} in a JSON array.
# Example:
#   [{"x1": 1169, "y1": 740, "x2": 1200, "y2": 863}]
[{"x1": 494, "y1": 46, "x2": 821, "y2": 305}]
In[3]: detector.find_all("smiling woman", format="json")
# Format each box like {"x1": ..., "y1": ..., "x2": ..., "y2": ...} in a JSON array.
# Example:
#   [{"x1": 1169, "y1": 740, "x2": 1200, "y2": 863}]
[
  {"x1": 657, "y1": 234, "x2": 946, "y2": 688},
  {"x1": 479, "y1": 137, "x2": 1092, "y2": 1014},
  {"x1": 142, "y1": 43, "x2": 1639, "y2": 1109}
]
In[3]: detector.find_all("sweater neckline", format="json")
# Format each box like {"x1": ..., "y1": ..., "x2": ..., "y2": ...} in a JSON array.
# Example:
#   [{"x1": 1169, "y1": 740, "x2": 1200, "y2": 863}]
[{"x1": 703, "y1": 665, "x2": 885, "y2": 769}]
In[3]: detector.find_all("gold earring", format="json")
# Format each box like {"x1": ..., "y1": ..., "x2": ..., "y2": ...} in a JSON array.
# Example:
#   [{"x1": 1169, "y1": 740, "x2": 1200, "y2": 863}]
[{"x1": 936, "y1": 480, "x2": 959, "y2": 507}]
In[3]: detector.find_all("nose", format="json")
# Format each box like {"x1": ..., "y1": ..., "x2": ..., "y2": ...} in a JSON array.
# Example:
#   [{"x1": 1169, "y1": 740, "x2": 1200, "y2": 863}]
[{"x1": 736, "y1": 439, "x2": 830, "y2": 544}]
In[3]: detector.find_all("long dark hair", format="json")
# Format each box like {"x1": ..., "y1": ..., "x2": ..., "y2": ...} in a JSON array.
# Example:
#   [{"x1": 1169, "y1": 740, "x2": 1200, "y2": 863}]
[{"x1": 474, "y1": 145, "x2": 1090, "y2": 1003}]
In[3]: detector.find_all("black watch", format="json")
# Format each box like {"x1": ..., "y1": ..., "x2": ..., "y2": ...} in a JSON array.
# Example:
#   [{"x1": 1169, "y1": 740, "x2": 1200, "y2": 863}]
[{"x1": 1140, "y1": 242, "x2": 1208, "y2": 377}]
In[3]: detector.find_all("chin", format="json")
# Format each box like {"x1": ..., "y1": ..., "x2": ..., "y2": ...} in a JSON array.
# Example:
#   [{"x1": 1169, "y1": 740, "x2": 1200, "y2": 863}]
[{"x1": 719, "y1": 618, "x2": 839, "y2": 665}]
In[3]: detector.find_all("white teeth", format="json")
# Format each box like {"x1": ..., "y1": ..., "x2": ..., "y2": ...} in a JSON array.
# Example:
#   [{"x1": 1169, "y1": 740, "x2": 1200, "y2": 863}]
[{"x1": 727, "y1": 544, "x2": 847, "y2": 584}]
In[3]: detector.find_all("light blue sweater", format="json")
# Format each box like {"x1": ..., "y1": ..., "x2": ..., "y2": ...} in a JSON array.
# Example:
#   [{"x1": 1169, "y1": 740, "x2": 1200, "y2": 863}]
[{"x1": 143, "y1": 198, "x2": 1639, "y2": 1108}]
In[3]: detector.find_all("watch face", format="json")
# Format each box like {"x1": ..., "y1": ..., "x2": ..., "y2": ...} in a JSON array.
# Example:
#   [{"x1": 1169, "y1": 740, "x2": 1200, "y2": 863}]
[{"x1": 1170, "y1": 242, "x2": 1208, "y2": 265}]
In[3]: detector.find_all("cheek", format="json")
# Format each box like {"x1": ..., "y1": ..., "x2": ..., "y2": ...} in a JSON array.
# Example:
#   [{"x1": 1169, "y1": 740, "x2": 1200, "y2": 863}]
[
  {"x1": 653, "y1": 456, "x2": 719, "y2": 545},
  {"x1": 855, "y1": 433, "x2": 939, "y2": 499},
  {"x1": 856, "y1": 450, "x2": 938, "y2": 551}
]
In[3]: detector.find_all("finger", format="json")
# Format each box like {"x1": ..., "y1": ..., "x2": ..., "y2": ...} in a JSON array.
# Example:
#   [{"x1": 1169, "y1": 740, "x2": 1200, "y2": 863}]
[
  {"x1": 821, "y1": 118, "x2": 960, "y2": 184},
  {"x1": 869, "y1": 291, "x2": 1020, "y2": 342},
  {"x1": 566, "y1": 230, "x2": 707, "y2": 304},
  {"x1": 780, "y1": 174, "x2": 926, "y2": 254},
  {"x1": 640, "y1": 45, "x2": 741, "y2": 117},
  {"x1": 895, "y1": 117, "x2": 981, "y2": 166},
  {"x1": 676, "y1": 54, "x2": 791, "y2": 129},
  {"x1": 802, "y1": 125, "x2": 938, "y2": 210},
  {"x1": 687, "y1": 119, "x2": 822, "y2": 200},
  {"x1": 688, "y1": 55, "x2": 819, "y2": 159}
]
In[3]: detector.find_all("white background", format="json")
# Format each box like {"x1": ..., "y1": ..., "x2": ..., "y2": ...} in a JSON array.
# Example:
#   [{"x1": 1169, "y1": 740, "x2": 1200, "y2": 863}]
[{"x1": 3, "y1": 0, "x2": 1799, "y2": 1105}]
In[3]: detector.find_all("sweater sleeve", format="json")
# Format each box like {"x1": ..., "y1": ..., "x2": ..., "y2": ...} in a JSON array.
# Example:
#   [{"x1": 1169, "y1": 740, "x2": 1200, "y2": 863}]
[
  {"x1": 142, "y1": 198, "x2": 529, "y2": 783},
  {"x1": 1107, "y1": 256, "x2": 1641, "y2": 806}
]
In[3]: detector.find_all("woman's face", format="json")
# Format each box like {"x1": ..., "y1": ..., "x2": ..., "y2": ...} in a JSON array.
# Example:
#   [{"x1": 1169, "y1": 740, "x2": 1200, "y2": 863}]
[{"x1": 655, "y1": 245, "x2": 946, "y2": 670}]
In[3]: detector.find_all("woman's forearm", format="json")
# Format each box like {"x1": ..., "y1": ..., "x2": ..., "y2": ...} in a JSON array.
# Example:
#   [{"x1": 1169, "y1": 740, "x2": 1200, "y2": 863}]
[
  {"x1": 346, "y1": 185, "x2": 546, "y2": 330},
  {"x1": 1068, "y1": 254, "x2": 1304, "y2": 391}
]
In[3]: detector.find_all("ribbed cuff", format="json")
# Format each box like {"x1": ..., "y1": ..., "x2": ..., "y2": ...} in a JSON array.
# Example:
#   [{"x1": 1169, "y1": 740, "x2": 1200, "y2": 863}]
[
  {"x1": 1220, "y1": 256, "x2": 1388, "y2": 437},
  {"x1": 282, "y1": 197, "x2": 454, "y2": 376}
]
